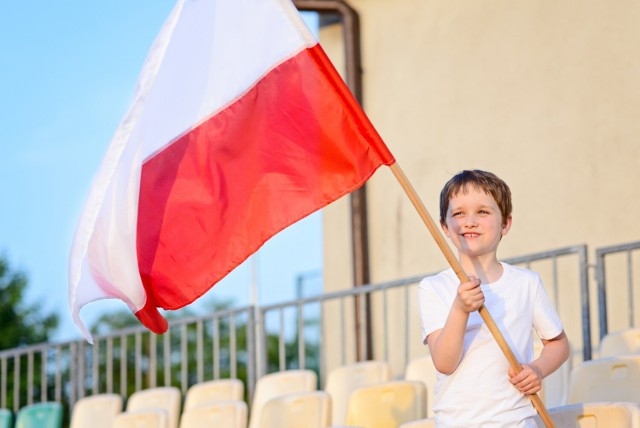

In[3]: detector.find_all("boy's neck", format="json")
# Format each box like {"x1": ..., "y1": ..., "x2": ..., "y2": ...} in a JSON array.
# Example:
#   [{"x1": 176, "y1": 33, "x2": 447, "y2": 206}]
[{"x1": 459, "y1": 254, "x2": 503, "y2": 284}]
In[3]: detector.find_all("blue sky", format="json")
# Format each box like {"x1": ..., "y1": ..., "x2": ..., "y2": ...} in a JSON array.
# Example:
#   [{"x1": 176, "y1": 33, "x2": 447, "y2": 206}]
[{"x1": 0, "y1": 2, "x2": 322, "y2": 342}]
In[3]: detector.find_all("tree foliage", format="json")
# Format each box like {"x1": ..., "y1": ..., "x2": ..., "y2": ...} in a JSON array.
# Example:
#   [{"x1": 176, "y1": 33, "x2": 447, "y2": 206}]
[{"x1": 0, "y1": 255, "x2": 59, "y2": 350}]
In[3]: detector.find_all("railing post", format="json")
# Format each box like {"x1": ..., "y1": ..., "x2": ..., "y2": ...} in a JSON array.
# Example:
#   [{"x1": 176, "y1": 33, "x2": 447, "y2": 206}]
[
  {"x1": 578, "y1": 245, "x2": 592, "y2": 361},
  {"x1": 246, "y1": 305, "x2": 257, "y2": 405}
]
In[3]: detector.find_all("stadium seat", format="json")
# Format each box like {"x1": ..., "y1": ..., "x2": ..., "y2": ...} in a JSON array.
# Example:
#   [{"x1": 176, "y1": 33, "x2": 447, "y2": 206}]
[
  {"x1": 535, "y1": 401, "x2": 640, "y2": 427},
  {"x1": 126, "y1": 386, "x2": 181, "y2": 428},
  {"x1": 248, "y1": 369, "x2": 318, "y2": 428},
  {"x1": 345, "y1": 380, "x2": 427, "y2": 427},
  {"x1": 259, "y1": 391, "x2": 331, "y2": 428},
  {"x1": 600, "y1": 327, "x2": 640, "y2": 358},
  {"x1": 399, "y1": 418, "x2": 435, "y2": 428},
  {"x1": 70, "y1": 393, "x2": 123, "y2": 428},
  {"x1": 113, "y1": 409, "x2": 168, "y2": 428},
  {"x1": 325, "y1": 360, "x2": 392, "y2": 425},
  {"x1": 184, "y1": 379, "x2": 244, "y2": 411},
  {"x1": 533, "y1": 337, "x2": 571, "y2": 407},
  {"x1": 15, "y1": 402, "x2": 63, "y2": 428},
  {"x1": 567, "y1": 355, "x2": 640, "y2": 404},
  {"x1": 179, "y1": 400, "x2": 247, "y2": 428},
  {"x1": 0, "y1": 409, "x2": 13, "y2": 428},
  {"x1": 404, "y1": 355, "x2": 436, "y2": 417}
]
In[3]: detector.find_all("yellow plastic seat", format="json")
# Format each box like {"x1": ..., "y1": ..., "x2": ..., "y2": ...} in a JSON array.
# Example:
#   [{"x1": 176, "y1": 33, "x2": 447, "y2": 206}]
[
  {"x1": 248, "y1": 369, "x2": 317, "y2": 428},
  {"x1": 600, "y1": 327, "x2": 640, "y2": 358},
  {"x1": 535, "y1": 401, "x2": 640, "y2": 427},
  {"x1": 70, "y1": 393, "x2": 123, "y2": 428},
  {"x1": 126, "y1": 387, "x2": 181, "y2": 428},
  {"x1": 325, "y1": 360, "x2": 392, "y2": 425},
  {"x1": 113, "y1": 409, "x2": 168, "y2": 428},
  {"x1": 179, "y1": 400, "x2": 247, "y2": 428},
  {"x1": 567, "y1": 355, "x2": 640, "y2": 404},
  {"x1": 259, "y1": 391, "x2": 331, "y2": 428},
  {"x1": 345, "y1": 380, "x2": 427, "y2": 428},
  {"x1": 184, "y1": 379, "x2": 244, "y2": 411},
  {"x1": 15, "y1": 402, "x2": 63, "y2": 428},
  {"x1": 404, "y1": 355, "x2": 436, "y2": 417}
]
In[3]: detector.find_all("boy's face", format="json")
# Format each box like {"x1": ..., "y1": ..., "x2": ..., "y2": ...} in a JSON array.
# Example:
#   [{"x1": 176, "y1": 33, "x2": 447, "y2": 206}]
[{"x1": 442, "y1": 184, "x2": 512, "y2": 259}]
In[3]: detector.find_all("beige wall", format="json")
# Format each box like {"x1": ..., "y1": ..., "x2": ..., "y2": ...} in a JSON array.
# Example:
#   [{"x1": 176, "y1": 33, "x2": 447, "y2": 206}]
[{"x1": 320, "y1": 0, "x2": 640, "y2": 373}]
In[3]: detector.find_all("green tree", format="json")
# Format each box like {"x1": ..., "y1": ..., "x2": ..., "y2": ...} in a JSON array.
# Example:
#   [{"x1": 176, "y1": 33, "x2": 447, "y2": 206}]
[{"x1": 0, "y1": 255, "x2": 59, "y2": 350}]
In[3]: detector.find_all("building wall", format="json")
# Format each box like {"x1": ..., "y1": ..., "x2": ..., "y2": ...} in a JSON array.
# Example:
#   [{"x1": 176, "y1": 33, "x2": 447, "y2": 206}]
[{"x1": 320, "y1": 0, "x2": 640, "y2": 373}]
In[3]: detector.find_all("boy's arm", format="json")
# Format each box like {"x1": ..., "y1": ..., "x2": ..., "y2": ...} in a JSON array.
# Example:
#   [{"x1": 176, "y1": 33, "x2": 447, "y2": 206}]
[
  {"x1": 427, "y1": 277, "x2": 484, "y2": 375},
  {"x1": 509, "y1": 330, "x2": 570, "y2": 395}
]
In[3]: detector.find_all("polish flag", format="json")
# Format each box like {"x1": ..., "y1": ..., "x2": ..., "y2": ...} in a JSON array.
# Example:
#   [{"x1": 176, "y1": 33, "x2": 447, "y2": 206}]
[{"x1": 68, "y1": 0, "x2": 394, "y2": 342}]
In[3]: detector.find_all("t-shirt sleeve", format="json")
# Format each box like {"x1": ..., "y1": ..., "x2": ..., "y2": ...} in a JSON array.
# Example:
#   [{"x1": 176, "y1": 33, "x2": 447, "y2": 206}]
[
  {"x1": 418, "y1": 276, "x2": 449, "y2": 345},
  {"x1": 532, "y1": 275, "x2": 563, "y2": 340}
]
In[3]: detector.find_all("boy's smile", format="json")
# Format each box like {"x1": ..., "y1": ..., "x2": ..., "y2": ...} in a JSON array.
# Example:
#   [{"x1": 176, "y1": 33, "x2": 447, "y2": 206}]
[{"x1": 442, "y1": 184, "x2": 511, "y2": 261}]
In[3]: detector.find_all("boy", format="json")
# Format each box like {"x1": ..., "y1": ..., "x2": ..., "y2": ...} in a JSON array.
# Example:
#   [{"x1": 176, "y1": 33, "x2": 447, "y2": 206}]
[{"x1": 418, "y1": 170, "x2": 569, "y2": 427}]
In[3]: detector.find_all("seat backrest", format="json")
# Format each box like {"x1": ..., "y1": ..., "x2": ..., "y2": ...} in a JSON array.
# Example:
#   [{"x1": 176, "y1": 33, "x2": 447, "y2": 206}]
[
  {"x1": 567, "y1": 355, "x2": 640, "y2": 404},
  {"x1": 248, "y1": 369, "x2": 317, "y2": 428},
  {"x1": 258, "y1": 391, "x2": 331, "y2": 428},
  {"x1": 533, "y1": 337, "x2": 572, "y2": 407},
  {"x1": 346, "y1": 380, "x2": 427, "y2": 427},
  {"x1": 399, "y1": 418, "x2": 436, "y2": 428},
  {"x1": 113, "y1": 409, "x2": 168, "y2": 428},
  {"x1": 15, "y1": 402, "x2": 63, "y2": 428},
  {"x1": 404, "y1": 355, "x2": 437, "y2": 417},
  {"x1": 184, "y1": 379, "x2": 244, "y2": 411},
  {"x1": 324, "y1": 360, "x2": 392, "y2": 425},
  {"x1": 0, "y1": 408, "x2": 13, "y2": 428},
  {"x1": 534, "y1": 401, "x2": 640, "y2": 427},
  {"x1": 127, "y1": 387, "x2": 181, "y2": 428},
  {"x1": 70, "y1": 393, "x2": 123, "y2": 428},
  {"x1": 600, "y1": 327, "x2": 640, "y2": 358},
  {"x1": 179, "y1": 400, "x2": 247, "y2": 428}
]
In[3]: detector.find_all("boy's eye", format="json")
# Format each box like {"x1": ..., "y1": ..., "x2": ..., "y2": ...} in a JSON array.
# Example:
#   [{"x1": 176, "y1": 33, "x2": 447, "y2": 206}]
[
  {"x1": 452, "y1": 211, "x2": 463, "y2": 217},
  {"x1": 478, "y1": 210, "x2": 489, "y2": 214}
]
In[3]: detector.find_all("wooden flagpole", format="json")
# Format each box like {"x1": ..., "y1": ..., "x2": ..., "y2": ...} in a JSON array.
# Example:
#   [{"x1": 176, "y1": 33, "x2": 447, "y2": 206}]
[{"x1": 389, "y1": 163, "x2": 555, "y2": 428}]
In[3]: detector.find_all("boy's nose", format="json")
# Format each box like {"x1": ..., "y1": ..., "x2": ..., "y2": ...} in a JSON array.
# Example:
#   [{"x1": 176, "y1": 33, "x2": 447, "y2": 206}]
[{"x1": 464, "y1": 215, "x2": 478, "y2": 227}]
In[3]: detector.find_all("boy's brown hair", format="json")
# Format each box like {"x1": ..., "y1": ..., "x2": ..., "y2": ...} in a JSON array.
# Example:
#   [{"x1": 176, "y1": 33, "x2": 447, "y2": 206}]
[{"x1": 439, "y1": 170, "x2": 512, "y2": 226}]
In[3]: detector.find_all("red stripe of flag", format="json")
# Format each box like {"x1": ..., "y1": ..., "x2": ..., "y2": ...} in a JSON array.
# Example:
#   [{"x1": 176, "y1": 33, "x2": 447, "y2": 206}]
[{"x1": 136, "y1": 44, "x2": 394, "y2": 331}]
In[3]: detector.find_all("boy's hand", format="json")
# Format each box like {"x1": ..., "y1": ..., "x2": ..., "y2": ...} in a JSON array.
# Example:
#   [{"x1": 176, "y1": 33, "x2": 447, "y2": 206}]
[
  {"x1": 509, "y1": 364, "x2": 542, "y2": 395},
  {"x1": 454, "y1": 276, "x2": 484, "y2": 313}
]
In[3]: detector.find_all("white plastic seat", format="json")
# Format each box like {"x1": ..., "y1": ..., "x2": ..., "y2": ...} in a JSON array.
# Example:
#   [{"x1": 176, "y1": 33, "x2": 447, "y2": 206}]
[
  {"x1": 404, "y1": 355, "x2": 437, "y2": 417},
  {"x1": 126, "y1": 387, "x2": 181, "y2": 428},
  {"x1": 533, "y1": 337, "x2": 571, "y2": 407},
  {"x1": 345, "y1": 380, "x2": 427, "y2": 427},
  {"x1": 325, "y1": 360, "x2": 392, "y2": 425},
  {"x1": 113, "y1": 409, "x2": 168, "y2": 428},
  {"x1": 179, "y1": 400, "x2": 247, "y2": 428},
  {"x1": 183, "y1": 379, "x2": 244, "y2": 411},
  {"x1": 600, "y1": 327, "x2": 640, "y2": 357},
  {"x1": 248, "y1": 369, "x2": 318, "y2": 428},
  {"x1": 567, "y1": 355, "x2": 640, "y2": 404},
  {"x1": 534, "y1": 401, "x2": 640, "y2": 427},
  {"x1": 259, "y1": 391, "x2": 331, "y2": 428},
  {"x1": 399, "y1": 418, "x2": 435, "y2": 428},
  {"x1": 70, "y1": 393, "x2": 123, "y2": 428}
]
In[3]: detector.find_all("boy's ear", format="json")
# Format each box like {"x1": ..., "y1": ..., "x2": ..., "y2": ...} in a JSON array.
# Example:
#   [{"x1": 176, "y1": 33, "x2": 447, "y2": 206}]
[
  {"x1": 501, "y1": 215, "x2": 513, "y2": 236},
  {"x1": 441, "y1": 221, "x2": 451, "y2": 238}
]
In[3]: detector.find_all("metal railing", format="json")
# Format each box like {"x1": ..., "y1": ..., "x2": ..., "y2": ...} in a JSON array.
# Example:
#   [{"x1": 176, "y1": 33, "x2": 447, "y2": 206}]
[
  {"x1": 255, "y1": 244, "x2": 592, "y2": 384},
  {"x1": 595, "y1": 240, "x2": 640, "y2": 340},
  {"x1": 3, "y1": 241, "x2": 632, "y2": 418},
  {"x1": 0, "y1": 305, "x2": 255, "y2": 417}
]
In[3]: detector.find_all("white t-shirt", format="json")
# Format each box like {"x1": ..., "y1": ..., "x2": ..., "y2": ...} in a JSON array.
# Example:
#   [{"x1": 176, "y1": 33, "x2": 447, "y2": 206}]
[{"x1": 418, "y1": 262, "x2": 563, "y2": 427}]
